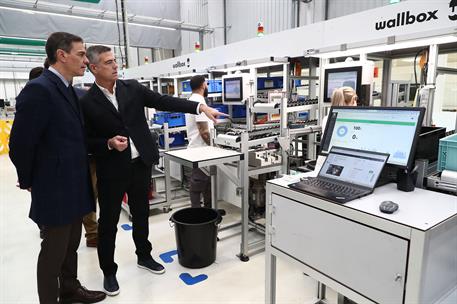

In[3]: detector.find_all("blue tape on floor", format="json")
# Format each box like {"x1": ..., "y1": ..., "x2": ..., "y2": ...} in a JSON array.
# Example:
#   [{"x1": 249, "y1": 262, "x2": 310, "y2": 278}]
[
  {"x1": 120, "y1": 224, "x2": 132, "y2": 231},
  {"x1": 179, "y1": 273, "x2": 208, "y2": 285},
  {"x1": 159, "y1": 250, "x2": 178, "y2": 263}
]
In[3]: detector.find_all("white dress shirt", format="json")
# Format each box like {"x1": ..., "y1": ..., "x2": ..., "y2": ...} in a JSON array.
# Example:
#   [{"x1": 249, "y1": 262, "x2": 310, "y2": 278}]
[
  {"x1": 48, "y1": 66, "x2": 70, "y2": 87},
  {"x1": 96, "y1": 82, "x2": 140, "y2": 159}
]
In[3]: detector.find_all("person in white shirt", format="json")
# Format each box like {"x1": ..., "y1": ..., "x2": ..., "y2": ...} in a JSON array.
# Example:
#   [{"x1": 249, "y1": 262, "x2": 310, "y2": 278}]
[{"x1": 185, "y1": 75, "x2": 214, "y2": 207}]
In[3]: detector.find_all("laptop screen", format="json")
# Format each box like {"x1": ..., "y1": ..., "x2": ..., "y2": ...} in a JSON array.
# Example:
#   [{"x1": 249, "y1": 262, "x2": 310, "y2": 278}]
[{"x1": 319, "y1": 147, "x2": 389, "y2": 189}]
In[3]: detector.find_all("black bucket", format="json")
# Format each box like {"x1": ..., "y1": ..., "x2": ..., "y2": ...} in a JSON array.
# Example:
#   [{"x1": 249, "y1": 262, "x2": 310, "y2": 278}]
[{"x1": 170, "y1": 207, "x2": 222, "y2": 268}]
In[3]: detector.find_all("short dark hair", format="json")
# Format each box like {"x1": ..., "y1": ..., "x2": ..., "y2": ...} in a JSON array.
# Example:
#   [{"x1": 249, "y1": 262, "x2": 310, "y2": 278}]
[
  {"x1": 45, "y1": 32, "x2": 83, "y2": 65},
  {"x1": 190, "y1": 75, "x2": 206, "y2": 91},
  {"x1": 29, "y1": 66, "x2": 44, "y2": 80},
  {"x1": 86, "y1": 45, "x2": 112, "y2": 65},
  {"x1": 43, "y1": 58, "x2": 49, "y2": 69}
]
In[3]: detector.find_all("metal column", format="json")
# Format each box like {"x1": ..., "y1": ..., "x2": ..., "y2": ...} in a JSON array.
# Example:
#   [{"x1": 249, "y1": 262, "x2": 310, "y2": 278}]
[
  {"x1": 120, "y1": 0, "x2": 130, "y2": 68},
  {"x1": 238, "y1": 132, "x2": 250, "y2": 262},
  {"x1": 425, "y1": 44, "x2": 439, "y2": 126}
]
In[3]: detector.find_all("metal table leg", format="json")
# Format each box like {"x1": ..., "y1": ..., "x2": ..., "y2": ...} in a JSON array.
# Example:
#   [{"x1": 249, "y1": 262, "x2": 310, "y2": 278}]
[{"x1": 164, "y1": 156, "x2": 172, "y2": 210}]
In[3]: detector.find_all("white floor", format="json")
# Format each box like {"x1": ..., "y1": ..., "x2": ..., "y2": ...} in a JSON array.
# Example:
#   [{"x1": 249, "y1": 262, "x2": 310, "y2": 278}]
[{"x1": 0, "y1": 154, "x2": 323, "y2": 304}]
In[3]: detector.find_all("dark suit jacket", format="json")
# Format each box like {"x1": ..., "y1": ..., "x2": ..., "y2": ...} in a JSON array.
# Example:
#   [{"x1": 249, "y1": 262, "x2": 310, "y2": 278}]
[
  {"x1": 80, "y1": 79, "x2": 200, "y2": 180},
  {"x1": 9, "y1": 69, "x2": 94, "y2": 226}
]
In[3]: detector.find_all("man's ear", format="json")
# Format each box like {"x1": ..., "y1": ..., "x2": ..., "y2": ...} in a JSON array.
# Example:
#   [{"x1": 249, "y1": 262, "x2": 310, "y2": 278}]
[
  {"x1": 89, "y1": 63, "x2": 96, "y2": 74},
  {"x1": 56, "y1": 49, "x2": 66, "y2": 63}
]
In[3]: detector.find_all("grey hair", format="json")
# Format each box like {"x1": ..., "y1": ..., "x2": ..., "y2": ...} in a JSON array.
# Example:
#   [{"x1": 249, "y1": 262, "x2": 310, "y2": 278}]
[{"x1": 86, "y1": 45, "x2": 112, "y2": 65}]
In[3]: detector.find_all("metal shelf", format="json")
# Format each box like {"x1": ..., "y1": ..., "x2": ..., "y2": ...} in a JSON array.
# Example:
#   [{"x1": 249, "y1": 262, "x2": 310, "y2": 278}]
[
  {"x1": 151, "y1": 168, "x2": 164, "y2": 179},
  {"x1": 285, "y1": 104, "x2": 318, "y2": 113},
  {"x1": 248, "y1": 164, "x2": 282, "y2": 176},
  {"x1": 208, "y1": 93, "x2": 222, "y2": 98},
  {"x1": 290, "y1": 75, "x2": 319, "y2": 80},
  {"x1": 248, "y1": 135, "x2": 279, "y2": 147},
  {"x1": 288, "y1": 125, "x2": 321, "y2": 136},
  {"x1": 150, "y1": 125, "x2": 187, "y2": 133}
]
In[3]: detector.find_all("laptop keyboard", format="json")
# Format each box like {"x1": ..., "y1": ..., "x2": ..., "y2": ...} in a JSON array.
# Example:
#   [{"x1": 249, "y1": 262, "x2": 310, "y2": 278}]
[{"x1": 299, "y1": 178, "x2": 363, "y2": 196}]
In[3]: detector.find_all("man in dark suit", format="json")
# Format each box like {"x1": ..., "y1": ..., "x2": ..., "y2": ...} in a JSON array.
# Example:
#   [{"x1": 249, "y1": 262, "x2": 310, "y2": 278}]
[
  {"x1": 80, "y1": 45, "x2": 226, "y2": 296},
  {"x1": 9, "y1": 32, "x2": 106, "y2": 304}
]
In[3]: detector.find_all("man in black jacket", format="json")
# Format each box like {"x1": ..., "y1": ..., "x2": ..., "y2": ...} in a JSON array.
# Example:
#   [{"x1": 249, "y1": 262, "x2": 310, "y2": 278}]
[
  {"x1": 80, "y1": 45, "x2": 226, "y2": 296},
  {"x1": 9, "y1": 32, "x2": 105, "y2": 304}
]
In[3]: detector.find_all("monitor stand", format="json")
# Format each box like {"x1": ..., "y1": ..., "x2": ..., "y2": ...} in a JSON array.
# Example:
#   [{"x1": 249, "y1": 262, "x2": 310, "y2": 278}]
[{"x1": 376, "y1": 166, "x2": 398, "y2": 188}]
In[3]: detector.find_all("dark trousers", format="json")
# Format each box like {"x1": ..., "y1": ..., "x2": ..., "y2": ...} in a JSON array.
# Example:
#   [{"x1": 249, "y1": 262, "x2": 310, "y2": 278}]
[
  {"x1": 37, "y1": 218, "x2": 82, "y2": 304},
  {"x1": 190, "y1": 168, "x2": 211, "y2": 208},
  {"x1": 97, "y1": 160, "x2": 152, "y2": 276}
]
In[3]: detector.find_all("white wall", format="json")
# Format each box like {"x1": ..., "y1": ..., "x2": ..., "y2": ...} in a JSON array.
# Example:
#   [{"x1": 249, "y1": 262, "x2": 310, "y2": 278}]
[
  {"x1": 178, "y1": 0, "x2": 400, "y2": 55},
  {"x1": 327, "y1": 0, "x2": 392, "y2": 19},
  {"x1": 180, "y1": 0, "x2": 209, "y2": 55}
]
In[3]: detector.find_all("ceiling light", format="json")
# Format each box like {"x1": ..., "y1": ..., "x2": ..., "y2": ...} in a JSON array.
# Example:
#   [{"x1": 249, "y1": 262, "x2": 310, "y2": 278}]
[{"x1": 0, "y1": 35, "x2": 46, "y2": 41}]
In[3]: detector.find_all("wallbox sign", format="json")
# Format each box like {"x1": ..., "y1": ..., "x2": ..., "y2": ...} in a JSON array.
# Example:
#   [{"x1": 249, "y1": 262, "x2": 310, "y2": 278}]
[
  {"x1": 375, "y1": 10, "x2": 439, "y2": 31},
  {"x1": 172, "y1": 58, "x2": 191, "y2": 69}
]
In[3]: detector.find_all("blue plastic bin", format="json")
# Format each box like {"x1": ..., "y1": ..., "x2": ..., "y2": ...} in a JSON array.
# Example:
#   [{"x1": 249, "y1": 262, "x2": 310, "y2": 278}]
[
  {"x1": 297, "y1": 112, "x2": 309, "y2": 120},
  {"x1": 159, "y1": 132, "x2": 187, "y2": 148},
  {"x1": 154, "y1": 112, "x2": 186, "y2": 127},
  {"x1": 257, "y1": 77, "x2": 283, "y2": 90},
  {"x1": 437, "y1": 133, "x2": 457, "y2": 172}
]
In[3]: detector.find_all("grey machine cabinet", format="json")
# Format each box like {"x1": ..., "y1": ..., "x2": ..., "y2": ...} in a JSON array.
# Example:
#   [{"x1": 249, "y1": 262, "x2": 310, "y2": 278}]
[{"x1": 266, "y1": 181, "x2": 457, "y2": 304}]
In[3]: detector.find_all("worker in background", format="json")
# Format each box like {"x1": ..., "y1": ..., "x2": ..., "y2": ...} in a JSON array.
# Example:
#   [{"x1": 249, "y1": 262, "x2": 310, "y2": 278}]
[
  {"x1": 9, "y1": 32, "x2": 105, "y2": 304},
  {"x1": 321, "y1": 86, "x2": 358, "y2": 134},
  {"x1": 28, "y1": 66, "x2": 44, "y2": 81},
  {"x1": 28, "y1": 62, "x2": 99, "y2": 248},
  {"x1": 80, "y1": 45, "x2": 228, "y2": 296},
  {"x1": 185, "y1": 75, "x2": 213, "y2": 208}
]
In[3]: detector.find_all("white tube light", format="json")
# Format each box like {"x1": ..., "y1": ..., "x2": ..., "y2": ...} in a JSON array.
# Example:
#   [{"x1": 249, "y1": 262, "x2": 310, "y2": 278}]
[
  {"x1": 0, "y1": 6, "x2": 176, "y2": 31},
  {"x1": 0, "y1": 35, "x2": 46, "y2": 41}
]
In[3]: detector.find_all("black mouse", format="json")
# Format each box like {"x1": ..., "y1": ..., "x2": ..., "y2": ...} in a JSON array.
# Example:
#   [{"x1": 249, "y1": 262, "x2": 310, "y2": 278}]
[{"x1": 379, "y1": 201, "x2": 399, "y2": 214}]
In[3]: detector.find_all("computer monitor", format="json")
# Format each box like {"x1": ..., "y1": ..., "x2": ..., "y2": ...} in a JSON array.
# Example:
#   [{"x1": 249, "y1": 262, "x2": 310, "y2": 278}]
[
  {"x1": 323, "y1": 66, "x2": 362, "y2": 103},
  {"x1": 321, "y1": 106, "x2": 425, "y2": 169},
  {"x1": 223, "y1": 77, "x2": 243, "y2": 102}
]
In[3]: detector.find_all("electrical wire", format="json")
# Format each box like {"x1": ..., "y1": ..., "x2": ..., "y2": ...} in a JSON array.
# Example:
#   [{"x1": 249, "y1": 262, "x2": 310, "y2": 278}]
[
  {"x1": 114, "y1": 0, "x2": 124, "y2": 69},
  {"x1": 413, "y1": 48, "x2": 426, "y2": 87}
]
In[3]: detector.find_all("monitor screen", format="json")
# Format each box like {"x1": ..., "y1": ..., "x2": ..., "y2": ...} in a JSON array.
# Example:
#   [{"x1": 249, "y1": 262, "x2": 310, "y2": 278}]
[
  {"x1": 324, "y1": 66, "x2": 362, "y2": 103},
  {"x1": 321, "y1": 107, "x2": 425, "y2": 169},
  {"x1": 319, "y1": 147, "x2": 388, "y2": 189},
  {"x1": 223, "y1": 77, "x2": 243, "y2": 101}
]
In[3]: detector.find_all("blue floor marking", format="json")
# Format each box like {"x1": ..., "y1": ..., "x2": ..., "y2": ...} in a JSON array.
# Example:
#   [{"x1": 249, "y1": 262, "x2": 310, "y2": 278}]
[
  {"x1": 120, "y1": 224, "x2": 132, "y2": 231},
  {"x1": 179, "y1": 273, "x2": 208, "y2": 285},
  {"x1": 159, "y1": 250, "x2": 178, "y2": 263}
]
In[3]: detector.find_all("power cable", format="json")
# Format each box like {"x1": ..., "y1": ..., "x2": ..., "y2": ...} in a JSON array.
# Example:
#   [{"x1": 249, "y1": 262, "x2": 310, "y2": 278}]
[
  {"x1": 413, "y1": 48, "x2": 427, "y2": 87},
  {"x1": 114, "y1": 0, "x2": 124, "y2": 69}
]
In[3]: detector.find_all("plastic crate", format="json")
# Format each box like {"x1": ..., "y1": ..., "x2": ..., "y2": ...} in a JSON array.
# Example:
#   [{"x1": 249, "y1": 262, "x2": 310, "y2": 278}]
[
  {"x1": 297, "y1": 112, "x2": 309, "y2": 120},
  {"x1": 182, "y1": 81, "x2": 192, "y2": 93},
  {"x1": 159, "y1": 132, "x2": 187, "y2": 148},
  {"x1": 257, "y1": 77, "x2": 283, "y2": 90},
  {"x1": 232, "y1": 105, "x2": 246, "y2": 118},
  {"x1": 438, "y1": 133, "x2": 457, "y2": 172},
  {"x1": 208, "y1": 79, "x2": 222, "y2": 94},
  {"x1": 154, "y1": 112, "x2": 186, "y2": 127}
]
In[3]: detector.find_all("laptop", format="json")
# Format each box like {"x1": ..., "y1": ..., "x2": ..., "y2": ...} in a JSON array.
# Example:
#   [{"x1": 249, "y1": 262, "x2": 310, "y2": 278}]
[{"x1": 289, "y1": 146, "x2": 389, "y2": 203}]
